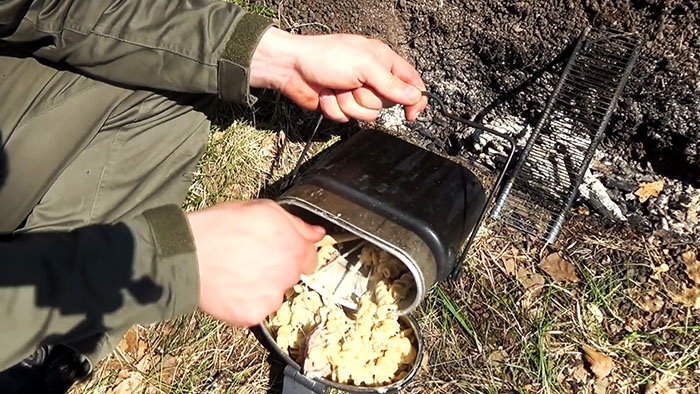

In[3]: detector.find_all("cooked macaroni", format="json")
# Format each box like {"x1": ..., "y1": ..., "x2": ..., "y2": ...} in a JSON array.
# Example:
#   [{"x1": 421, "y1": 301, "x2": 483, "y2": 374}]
[{"x1": 267, "y1": 244, "x2": 418, "y2": 387}]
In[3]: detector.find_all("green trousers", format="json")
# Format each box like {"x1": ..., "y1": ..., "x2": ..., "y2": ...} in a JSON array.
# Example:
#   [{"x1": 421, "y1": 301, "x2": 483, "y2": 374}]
[{"x1": 0, "y1": 53, "x2": 213, "y2": 365}]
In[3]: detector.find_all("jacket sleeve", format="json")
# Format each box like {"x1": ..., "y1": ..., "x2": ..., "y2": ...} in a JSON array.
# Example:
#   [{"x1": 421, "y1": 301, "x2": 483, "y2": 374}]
[
  {"x1": 0, "y1": 0, "x2": 273, "y2": 104},
  {"x1": 0, "y1": 205, "x2": 199, "y2": 371}
]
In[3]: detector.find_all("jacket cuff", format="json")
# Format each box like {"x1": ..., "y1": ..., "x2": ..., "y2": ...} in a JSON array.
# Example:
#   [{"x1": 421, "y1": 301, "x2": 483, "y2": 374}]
[
  {"x1": 141, "y1": 205, "x2": 199, "y2": 319},
  {"x1": 218, "y1": 13, "x2": 274, "y2": 105}
]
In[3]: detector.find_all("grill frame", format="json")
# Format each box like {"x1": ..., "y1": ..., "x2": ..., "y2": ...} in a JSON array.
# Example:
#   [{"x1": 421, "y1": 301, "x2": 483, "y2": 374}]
[{"x1": 491, "y1": 26, "x2": 642, "y2": 243}]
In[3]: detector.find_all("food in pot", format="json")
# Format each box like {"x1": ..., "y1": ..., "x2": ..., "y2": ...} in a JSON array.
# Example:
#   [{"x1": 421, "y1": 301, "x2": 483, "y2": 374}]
[{"x1": 267, "y1": 244, "x2": 417, "y2": 386}]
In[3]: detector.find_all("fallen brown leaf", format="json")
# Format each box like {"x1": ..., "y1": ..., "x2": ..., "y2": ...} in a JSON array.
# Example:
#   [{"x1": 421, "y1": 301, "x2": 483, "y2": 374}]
[
  {"x1": 540, "y1": 252, "x2": 579, "y2": 283},
  {"x1": 117, "y1": 327, "x2": 139, "y2": 357},
  {"x1": 583, "y1": 345, "x2": 614, "y2": 379},
  {"x1": 651, "y1": 263, "x2": 670, "y2": 280},
  {"x1": 486, "y1": 349, "x2": 508, "y2": 366},
  {"x1": 503, "y1": 258, "x2": 517, "y2": 277},
  {"x1": 639, "y1": 293, "x2": 665, "y2": 313},
  {"x1": 682, "y1": 249, "x2": 700, "y2": 284},
  {"x1": 576, "y1": 205, "x2": 590, "y2": 216},
  {"x1": 135, "y1": 353, "x2": 152, "y2": 372},
  {"x1": 136, "y1": 340, "x2": 148, "y2": 361},
  {"x1": 113, "y1": 369, "x2": 130, "y2": 386},
  {"x1": 671, "y1": 286, "x2": 700, "y2": 309},
  {"x1": 160, "y1": 354, "x2": 180, "y2": 387},
  {"x1": 635, "y1": 180, "x2": 664, "y2": 203},
  {"x1": 111, "y1": 372, "x2": 142, "y2": 394},
  {"x1": 517, "y1": 267, "x2": 545, "y2": 296},
  {"x1": 570, "y1": 362, "x2": 590, "y2": 382}
]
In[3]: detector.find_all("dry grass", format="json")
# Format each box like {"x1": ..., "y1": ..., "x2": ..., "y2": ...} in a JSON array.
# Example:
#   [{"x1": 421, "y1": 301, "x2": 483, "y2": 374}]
[{"x1": 69, "y1": 2, "x2": 699, "y2": 393}]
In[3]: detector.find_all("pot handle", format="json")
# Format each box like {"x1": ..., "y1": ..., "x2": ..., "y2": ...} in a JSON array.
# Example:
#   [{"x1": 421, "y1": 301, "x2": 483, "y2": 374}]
[
  {"x1": 282, "y1": 365, "x2": 327, "y2": 394},
  {"x1": 421, "y1": 91, "x2": 517, "y2": 278}
]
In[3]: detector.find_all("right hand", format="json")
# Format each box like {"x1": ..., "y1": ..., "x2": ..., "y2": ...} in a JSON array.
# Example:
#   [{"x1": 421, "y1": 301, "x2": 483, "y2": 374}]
[
  {"x1": 249, "y1": 28, "x2": 428, "y2": 123},
  {"x1": 186, "y1": 199, "x2": 325, "y2": 327}
]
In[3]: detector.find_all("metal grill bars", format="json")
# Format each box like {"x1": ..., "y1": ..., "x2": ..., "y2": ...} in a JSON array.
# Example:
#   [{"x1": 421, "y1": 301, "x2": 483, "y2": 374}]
[{"x1": 491, "y1": 26, "x2": 642, "y2": 244}]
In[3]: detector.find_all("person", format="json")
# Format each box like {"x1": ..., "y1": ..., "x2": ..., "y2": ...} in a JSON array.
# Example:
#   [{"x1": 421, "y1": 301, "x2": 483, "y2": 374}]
[{"x1": 0, "y1": 0, "x2": 428, "y2": 392}]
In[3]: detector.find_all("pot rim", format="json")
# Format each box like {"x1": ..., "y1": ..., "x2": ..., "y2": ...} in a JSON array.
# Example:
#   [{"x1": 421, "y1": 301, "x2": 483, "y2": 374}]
[{"x1": 278, "y1": 196, "x2": 426, "y2": 316}]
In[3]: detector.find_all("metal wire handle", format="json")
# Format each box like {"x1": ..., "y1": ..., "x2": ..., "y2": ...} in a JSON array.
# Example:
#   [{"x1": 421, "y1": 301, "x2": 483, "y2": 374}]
[
  {"x1": 421, "y1": 91, "x2": 516, "y2": 277},
  {"x1": 283, "y1": 114, "x2": 324, "y2": 191}
]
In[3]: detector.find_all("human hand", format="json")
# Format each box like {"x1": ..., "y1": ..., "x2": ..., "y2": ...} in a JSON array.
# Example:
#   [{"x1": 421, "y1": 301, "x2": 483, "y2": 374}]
[
  {"x1": 186, "y1": 199, "x2": 325, "y2": 327},
  {"x1": 249, "y1": 27, "x2": 428, "y2": 122}
]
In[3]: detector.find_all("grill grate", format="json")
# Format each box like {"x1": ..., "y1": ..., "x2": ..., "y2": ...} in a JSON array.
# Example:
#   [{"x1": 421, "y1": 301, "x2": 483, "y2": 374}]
[{"x1": 491, "y1": 26, "x2": 642, "y2": 244}]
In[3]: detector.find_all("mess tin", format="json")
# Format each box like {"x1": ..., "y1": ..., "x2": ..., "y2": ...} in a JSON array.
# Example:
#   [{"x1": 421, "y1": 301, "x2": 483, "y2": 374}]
[{"x1": 259, "y1": 93, "x2": 515, "y2": 393}]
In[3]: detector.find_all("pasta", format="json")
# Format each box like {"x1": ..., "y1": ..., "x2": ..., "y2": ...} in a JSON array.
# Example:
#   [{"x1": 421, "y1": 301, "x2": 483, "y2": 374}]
[{"x1": 267, "y1": 243, "x2": 418, "y2": 387}]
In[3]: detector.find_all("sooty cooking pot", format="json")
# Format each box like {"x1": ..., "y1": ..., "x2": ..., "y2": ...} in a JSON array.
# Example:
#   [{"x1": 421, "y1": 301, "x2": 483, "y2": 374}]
[
  {"x1": 260, "y1": 94, "x2": 516, "y2": 393},
  {"x1": 278, "y1": 129, "x2": 486, "y2": 315}
]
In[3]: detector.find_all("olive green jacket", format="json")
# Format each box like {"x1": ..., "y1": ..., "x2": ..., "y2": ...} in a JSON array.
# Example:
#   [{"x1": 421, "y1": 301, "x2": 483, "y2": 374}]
[{"x1": 0, "y1": 0, "x2": 272, "y2": 370}]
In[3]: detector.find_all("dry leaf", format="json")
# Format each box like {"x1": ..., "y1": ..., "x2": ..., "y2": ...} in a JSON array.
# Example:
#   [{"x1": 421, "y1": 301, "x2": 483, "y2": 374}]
[
  {"x1": 159, "y1": 354, "x2": 180, "y2": 386},
  {"x1": 540, "y1": 252, "x2": 579, "y2": 283},
  {"x1": 111, "y1": 372, "x2": 142, "y2": 394},
  {"x1": 117, "y1": 327, "x2": 139, "y2": 357},
  {"x1": 570, "y1": 362, "x2": 590, "y2": 382},
  {"x1": 635, "y1": 180, "x2": 664, "y2": 203},
  {"x1": 113, "y1": 369, "x2": 130, "y2": 386},
  {"x1": 671, "y1": 286, "x2": 700, "y2": 309},
  {"x1": 136, "y1": 340, "x2": 148, "y2": 361},
  {"x1": 576, "y1": 205, "x2": 591, "y2": 215},
  {"x1": 583, "y1": 345, "x2": 614, "y2": 379},
  {"x1": 503, "y1": 258, "x2": 517, "y2": 277},
  {"x1": 517, "y1": 267, "x2": 545, "y2": 296},
  {"x1": 639, "y1": 294, "x2": 665, "y2": 313},
  {"x1": 135, "y1": 353, "x2": 152, "y2": 372},
  {"x1": 487, "y1": 349, "x2": 508, "y2": 366},
  {"x1": 682, "y1": 249, "x2": 700, "y2": 284},
  {"x1": 651, "y1": 263, "x2": 669, "y2": 280}
]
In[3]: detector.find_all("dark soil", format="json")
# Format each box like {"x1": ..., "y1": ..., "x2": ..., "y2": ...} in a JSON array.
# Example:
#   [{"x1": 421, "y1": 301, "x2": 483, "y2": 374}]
[{"x1": 268, "y1": 0, "x2": 700, "y2": 238}]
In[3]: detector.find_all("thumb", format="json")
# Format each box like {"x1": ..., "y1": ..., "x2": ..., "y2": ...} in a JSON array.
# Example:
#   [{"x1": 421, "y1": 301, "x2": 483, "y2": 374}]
[
  {"x1": 362, "y1": 63, "x2": 422, "y2": 106},
  {"x1": 272, "y1": 204, "x2": 326, "y2": 242}
]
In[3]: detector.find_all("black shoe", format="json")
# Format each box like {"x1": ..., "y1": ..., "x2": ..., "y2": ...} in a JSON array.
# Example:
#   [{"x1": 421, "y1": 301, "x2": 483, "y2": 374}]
[{"x1": 0, "y1": 345, "x2": 91, "y2": 394}]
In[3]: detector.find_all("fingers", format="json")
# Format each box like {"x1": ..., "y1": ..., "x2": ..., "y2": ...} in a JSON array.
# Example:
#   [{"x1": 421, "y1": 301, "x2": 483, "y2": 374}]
[
  {"x1": 319, "y1": 89, "x2": 350, "y2": 122},
  {"x1": 299, "y1": 242, "x2": 319, "y2": 275},
  {"x1": 266, "y1": 201, "x2": 321, "y2": 275},
  {"x1": 388, "y1": 50, "x2": 426, "y2": 92},
  {"x1": 290, "y1": 82, "x2": 323, "y2": 111},
  {"x1": 320, "y1": 89, "x2": 381, "y2": 122},
  {"x1": 365, "y1": 41, "x2": 428, "y2": 121},
  {"x1": 352, "y1": 86, "x2": 393, "y2": 109},
  {"x1": 336, "y1": 90, "x2": 379, "y2": 121},
  {"x1": 386, "y1": 51, "x2": 428, "y2": 121},
  {"x1": 362, "y1": 62, "x2": 423, "y2": 108},
  {"x1": 405, "y1": 95, "x2": 429, "y2": 121},
  {"x1": 279, "y1": 211, "x2": 326, "y2": 243}
]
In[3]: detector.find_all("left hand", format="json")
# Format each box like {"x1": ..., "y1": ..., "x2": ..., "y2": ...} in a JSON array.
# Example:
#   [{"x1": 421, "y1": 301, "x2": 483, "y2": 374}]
[{"x1": 249, "y1": 27, "x2": 428, "y2": 122}]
